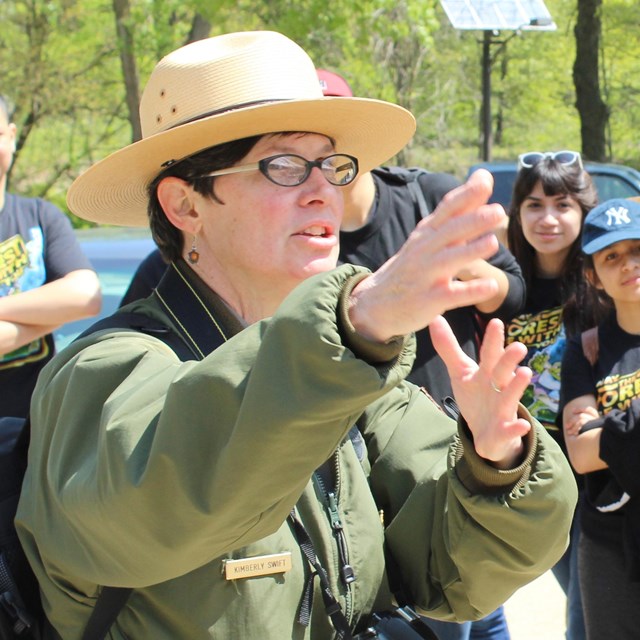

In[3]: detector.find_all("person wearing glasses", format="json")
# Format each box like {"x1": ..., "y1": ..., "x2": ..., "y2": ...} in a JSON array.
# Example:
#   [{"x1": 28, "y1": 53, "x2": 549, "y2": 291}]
[
  {"x1": 505, "y1": 150, "x2": 599, "y2": 640},
  {"x1": 16, "y1": 32, "x2": 577, "y2": 639}
]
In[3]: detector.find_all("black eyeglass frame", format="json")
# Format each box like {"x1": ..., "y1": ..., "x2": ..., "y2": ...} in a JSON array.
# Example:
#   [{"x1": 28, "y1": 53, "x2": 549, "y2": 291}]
[
  {"x1": 200, "y1": 153, "x2": 359, "y2": 187},
  {"x1": 517, "y1": 150, "x2": 583, "y2": 172}
]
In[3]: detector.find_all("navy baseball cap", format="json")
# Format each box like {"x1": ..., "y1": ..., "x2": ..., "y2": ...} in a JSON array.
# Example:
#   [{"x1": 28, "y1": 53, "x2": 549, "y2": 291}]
[{"x1": 582, "y1": 198, "x2": 640, "y2": 255}]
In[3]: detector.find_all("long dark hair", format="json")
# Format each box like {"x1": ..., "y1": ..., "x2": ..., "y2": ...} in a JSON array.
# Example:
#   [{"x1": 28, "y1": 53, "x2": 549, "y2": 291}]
[
  {"x1": 506, "y1": 157, "x2": 599, "y2": 336},
  {"x1": 582, "y1": 253, "x2": 616, "y2": 326}
]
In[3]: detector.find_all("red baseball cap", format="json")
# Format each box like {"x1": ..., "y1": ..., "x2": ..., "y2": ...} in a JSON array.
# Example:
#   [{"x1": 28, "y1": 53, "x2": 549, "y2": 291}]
[{"x1": 316, "y1": 68, "x2": 354, "y2": 97}]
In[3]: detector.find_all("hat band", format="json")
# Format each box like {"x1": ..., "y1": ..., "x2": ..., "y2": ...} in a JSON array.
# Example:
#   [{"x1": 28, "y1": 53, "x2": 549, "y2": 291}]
[
  {"x1": 158, "y1": 98, "x2": 291, "y2": 168},
  {"x1": 170, "y1": 97, "x2": 289, "y2": 131}
]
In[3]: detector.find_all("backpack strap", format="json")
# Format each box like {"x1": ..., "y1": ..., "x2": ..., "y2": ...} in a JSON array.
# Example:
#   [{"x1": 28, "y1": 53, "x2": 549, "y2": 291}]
[
  {"x1": 581, "y1": 326, "x2": 599, "y2": 367},
  {"x1": 75, "y1": 262, "x2": 228, "y2": 638},
  {"x1": 404, "y1": 169, "x2": 431, "y2": 220},
  {"x1": 81, "y1": 586, "x2": 134, "y2": 640},
  {"x1": 372, "y1": 166, "x2": 432, "y2": 221}
]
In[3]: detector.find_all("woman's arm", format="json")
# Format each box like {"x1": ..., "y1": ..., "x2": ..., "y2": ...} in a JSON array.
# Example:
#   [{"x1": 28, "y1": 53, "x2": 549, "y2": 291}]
[{"x1": 562, "y1": 395, "x2": 607, "y2": 473}]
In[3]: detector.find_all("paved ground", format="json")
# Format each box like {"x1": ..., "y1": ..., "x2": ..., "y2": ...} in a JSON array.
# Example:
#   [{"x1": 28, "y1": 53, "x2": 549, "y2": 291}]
[{"x1": 504, "y1": 570, "x2": 566, "y2": 639}]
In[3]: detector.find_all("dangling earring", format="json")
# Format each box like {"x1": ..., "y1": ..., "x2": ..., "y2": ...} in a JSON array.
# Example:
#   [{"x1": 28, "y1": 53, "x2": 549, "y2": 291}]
[{"x1": 187, "y1": 235, "x2": 200, "y2": 265}]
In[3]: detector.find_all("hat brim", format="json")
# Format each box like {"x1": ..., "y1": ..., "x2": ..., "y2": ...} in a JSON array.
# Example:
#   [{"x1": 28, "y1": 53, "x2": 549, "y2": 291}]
[
  {"x1": 67, "y1": 97, "x2": 415, "y2": 227},
  {"x1": 583, "y1": 229, "x2": 640, "y2": 255}
]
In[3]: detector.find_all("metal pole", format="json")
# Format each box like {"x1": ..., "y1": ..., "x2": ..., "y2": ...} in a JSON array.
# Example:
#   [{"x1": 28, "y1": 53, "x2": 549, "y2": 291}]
[{"x1": 481, "y1": 30, "x2": 492, "y2": 161}]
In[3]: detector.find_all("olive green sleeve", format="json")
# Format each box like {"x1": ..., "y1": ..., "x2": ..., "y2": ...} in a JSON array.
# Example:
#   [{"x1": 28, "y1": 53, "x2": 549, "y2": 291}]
[
  {"x1": 362, "y1": 386, "x2": 577, "y2": 621},
  {"x1": 17, "y1": 265, "x2": 415, "y2": 588}
]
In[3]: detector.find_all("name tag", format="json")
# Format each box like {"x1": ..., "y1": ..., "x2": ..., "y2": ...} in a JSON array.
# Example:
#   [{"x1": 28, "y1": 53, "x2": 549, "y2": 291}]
[{"x1": 223, "y1": 552, "x2": 293, "y2": 580}]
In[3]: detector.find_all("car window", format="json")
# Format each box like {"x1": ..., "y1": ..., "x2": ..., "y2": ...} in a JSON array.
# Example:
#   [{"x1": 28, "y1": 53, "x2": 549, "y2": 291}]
[
  {"x1": 489, "y1": 171, "x2": 516, "y2": 209},
  {"x1": 54, "y1": 230, "x2": 156, "y2": 350},
  {"x1": 591, "y1": 174, "x2": 640, "y2": 202},
  {"x1": 468, "y1": 163, "x2": 640, "y2": 212}
]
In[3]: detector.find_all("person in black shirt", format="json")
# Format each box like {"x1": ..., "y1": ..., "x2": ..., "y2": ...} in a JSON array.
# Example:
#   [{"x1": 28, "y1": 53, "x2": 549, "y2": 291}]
[
  {"x1": 561, "y1": 198, "x2": 640, "y2": 640},
  {"x1": 319, "y1": 67, "x2": 523, "y2": 640},
  {"x1": 505, "y1": 150, "x2": 598, "y2": 640},
  {"x1": 317, "y1": 69, "x2": 525, "y2": 411},
  {"x1": 120, "y1": 246, "x2": 166, "y2": 307},
  {"x1": 339, "y1": 164, "x2": 525, "y2": 409},
  {"x1": 0, "y1": 94, "x2": 102, "y2": 417}
]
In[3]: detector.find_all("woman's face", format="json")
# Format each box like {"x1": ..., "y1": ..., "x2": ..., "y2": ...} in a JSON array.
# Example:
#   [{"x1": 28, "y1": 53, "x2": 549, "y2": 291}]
[
  {"x1": 193, "y1": 132, "x2": 344, "y2": 306},
  {"x1": 519, "y1": 181, "x2": 583, "y2": 274},
  {"x1": 592, "y1": 238, "x2": 640, "y2": 305}
]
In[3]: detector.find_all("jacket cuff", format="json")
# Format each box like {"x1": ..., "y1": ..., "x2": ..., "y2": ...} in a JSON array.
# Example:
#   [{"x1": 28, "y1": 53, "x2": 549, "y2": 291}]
[
  {"x1": 453, "y1": 404, "x2": 537, "y2": 495},
  {"x1": 337, "y1": 273, "x2": 408, "y2": 364}
]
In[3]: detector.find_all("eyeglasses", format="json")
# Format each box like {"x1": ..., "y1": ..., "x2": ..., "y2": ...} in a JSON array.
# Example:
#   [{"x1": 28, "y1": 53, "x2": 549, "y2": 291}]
[
  {"x1": 517, "y1": 150, "x2": 583, "y2": 171},
  {"x1": 201, "y1": 153, "x2": 359, "y2": 187}
]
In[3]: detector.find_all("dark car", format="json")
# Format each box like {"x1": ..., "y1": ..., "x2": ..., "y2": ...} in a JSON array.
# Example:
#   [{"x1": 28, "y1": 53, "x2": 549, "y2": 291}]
[
  {"x1": 53, "y1": 228, "x2": 156, "y2": 349},
  {"x1": 467, "y1": 161, "x2": 640, "y2": 210}
]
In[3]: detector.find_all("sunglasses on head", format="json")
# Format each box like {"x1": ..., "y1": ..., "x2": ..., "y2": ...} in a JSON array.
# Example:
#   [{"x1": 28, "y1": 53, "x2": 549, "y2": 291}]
[{"x1": 517, "y1": 150, "x2": 583, "y2": 171}]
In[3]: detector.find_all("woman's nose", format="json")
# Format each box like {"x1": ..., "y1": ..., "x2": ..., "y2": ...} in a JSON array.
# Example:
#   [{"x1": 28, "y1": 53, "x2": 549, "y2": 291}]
[{"x1": 539, "y1": 208, "x2": 558, "y2": 223}]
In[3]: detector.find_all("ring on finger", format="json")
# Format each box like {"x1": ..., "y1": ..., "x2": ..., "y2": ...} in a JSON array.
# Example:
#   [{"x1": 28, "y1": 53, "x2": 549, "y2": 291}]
[{"x1": 490, "y1": 379, "x2": 502, "y2": 393}]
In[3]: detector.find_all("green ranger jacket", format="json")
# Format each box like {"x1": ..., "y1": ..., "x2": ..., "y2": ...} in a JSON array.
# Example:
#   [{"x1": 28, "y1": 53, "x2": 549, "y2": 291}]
[{"x1": 16, "y1": 263, "x2": 578, "y2": 639}]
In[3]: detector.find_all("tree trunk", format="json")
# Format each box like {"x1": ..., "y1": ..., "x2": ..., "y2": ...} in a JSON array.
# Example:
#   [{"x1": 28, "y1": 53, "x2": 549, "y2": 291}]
[
  {"x1": 186, "y1": 14, "x2": 211, "y2": 45},
  {"x1": 112, "y1": 0, "x2": 142, "y2": 142},
  {"x1": 573, "y1": 0, "x2": 608, "y2": 161}
]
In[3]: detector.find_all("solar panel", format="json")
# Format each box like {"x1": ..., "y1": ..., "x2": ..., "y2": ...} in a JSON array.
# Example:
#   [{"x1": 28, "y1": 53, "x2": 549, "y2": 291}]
[{"x1": 440, "y1": 0, "x2": 556, "y2": 31}]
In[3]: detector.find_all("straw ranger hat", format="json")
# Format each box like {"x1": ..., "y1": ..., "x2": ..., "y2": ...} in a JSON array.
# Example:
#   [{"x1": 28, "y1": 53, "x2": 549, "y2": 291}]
[{"x1": 67, "y1": 31, "x2": 416, "y2": 227}]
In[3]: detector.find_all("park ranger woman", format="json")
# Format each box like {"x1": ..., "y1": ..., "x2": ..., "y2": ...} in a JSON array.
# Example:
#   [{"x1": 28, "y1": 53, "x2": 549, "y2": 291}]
[{"x1": 17, "y1": 30, "x2": 576, "y2": 639}]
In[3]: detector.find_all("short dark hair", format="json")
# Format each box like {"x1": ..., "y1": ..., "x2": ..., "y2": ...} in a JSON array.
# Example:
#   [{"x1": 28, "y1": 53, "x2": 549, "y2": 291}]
[
  {"x1": 506, "y1": 158, "x2": 599, "y2": 335},
  {"x1": 147, "y1": 135, "x2": 262, "y2": 262}
]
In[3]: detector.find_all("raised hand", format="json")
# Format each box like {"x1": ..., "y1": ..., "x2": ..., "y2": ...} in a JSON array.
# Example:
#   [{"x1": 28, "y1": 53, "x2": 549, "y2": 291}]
[
  {"x1": 429, "y1": 315, "x2": 533, "y2": 469},
  {"x1": 348, "y1": 169, "x2": 506, "y2": 342}
]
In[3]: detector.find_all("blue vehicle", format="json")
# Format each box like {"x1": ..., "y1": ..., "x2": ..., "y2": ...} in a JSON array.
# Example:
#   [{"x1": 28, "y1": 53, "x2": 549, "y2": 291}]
[
  {"x1": 467, "y1": 161, "x2": 640, "y2": 209},
  {"x1": 54, "y1": 228, "x2": 156, "y2": 349}
]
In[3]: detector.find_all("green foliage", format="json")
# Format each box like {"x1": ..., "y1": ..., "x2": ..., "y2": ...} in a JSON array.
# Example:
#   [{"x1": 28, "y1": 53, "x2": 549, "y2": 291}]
[{"x1": 2, "y1": 0, "x2": 640, "y2": 226}]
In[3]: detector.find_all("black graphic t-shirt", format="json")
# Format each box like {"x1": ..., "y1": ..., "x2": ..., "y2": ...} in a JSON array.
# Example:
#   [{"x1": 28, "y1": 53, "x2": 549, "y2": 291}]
[
  {"x1": 0, "y1": 193, "x2": 93, "y2": 417},
  {"x1": 505, "y1": 277, "x2": 564, "y2": 437},
  {"x1": 561, "y1": 313, "x2": 640, "y2": 544}
]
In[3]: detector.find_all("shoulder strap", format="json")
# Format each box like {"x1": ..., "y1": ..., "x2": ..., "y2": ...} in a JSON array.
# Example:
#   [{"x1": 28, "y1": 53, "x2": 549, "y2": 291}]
[
  {"x1": 581, "y1": 326, "x2": 599, "y2": 367},
  {"x1": 404, "y1": 168, "x2": 431, "y2": 221},
  {"x1": 79, "y1": 263, "x2": 227, "y2": 639},
  {"x1": 81, "y1": 587, "x2": 133, "y2": 640},
  {"x1": 372, "y1": 165, "x2": 432, "y2": 221},
  {"x1": 77, "y1": 310, "x2": 195, "y2": 361},
  {"x1": 288, "y1": 510, "x2": 353, "y2": 639}
]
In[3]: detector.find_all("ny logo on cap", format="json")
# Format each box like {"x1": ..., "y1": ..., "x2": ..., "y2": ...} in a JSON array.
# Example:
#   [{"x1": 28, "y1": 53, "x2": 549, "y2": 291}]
[{"x1": 605, "y1": 205, "x2": 631, "y2": 226}]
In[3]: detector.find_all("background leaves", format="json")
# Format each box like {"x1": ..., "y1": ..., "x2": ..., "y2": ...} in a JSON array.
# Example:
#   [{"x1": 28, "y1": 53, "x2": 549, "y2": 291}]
[{"x1": 1, "y1": 0, "x2": 637, "y2": 225}]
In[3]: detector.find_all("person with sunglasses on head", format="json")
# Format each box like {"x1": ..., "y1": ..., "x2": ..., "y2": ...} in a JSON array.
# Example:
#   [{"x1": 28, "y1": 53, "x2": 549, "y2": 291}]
[
  {"x1": 560, "y1": 197, "x2": 640, "y2": 639},
  {"x1": 320, "y1": 68, "x2": 524, "y2": 640},
  {"x1": 15, "y1": 32, "x2": 577, "y2": 639},
  {"x1": 0, "y1": 94, "x2": 102, "y2": 419},
  {"x1": 504, "y1": 150, "x2": 599, "y2": 640}
]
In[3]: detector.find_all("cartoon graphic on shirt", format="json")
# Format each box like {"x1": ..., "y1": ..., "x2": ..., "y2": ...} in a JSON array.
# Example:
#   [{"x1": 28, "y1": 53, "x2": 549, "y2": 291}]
[
  {"x1": 506, "y1": 306, "x2": 564, "y2": 429},
  {"x1": 0, "y1": 227, "x2": 49, "y2": 368}
]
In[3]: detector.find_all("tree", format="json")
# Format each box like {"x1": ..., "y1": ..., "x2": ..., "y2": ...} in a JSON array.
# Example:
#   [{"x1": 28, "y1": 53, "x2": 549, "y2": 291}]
[
  {"x1": 3, "y1": 0, "x2": 640, "y2": 220},
  {"x1": 573, "y1": 0, "x2": 608, "y2": 161},
  {"x1": 113, "y1": 0, "x2": 142, "y2": 141}
]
